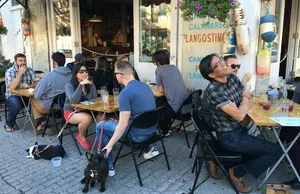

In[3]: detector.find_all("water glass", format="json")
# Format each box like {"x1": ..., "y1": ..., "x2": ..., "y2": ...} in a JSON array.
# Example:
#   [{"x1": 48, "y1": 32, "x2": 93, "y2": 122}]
[
  {"x1": 280, "y1": 102, "x2": 289, "y2": 117},
  {"x1": 112, "y1": 88, "x2": 119, "y2": 101},
  {"x1": 102, "y1": 91, "x2": 109, "y2": 110}
]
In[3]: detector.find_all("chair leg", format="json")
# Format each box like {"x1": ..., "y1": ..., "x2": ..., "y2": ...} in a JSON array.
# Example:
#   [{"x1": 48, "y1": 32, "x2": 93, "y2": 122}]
[
  {"x1": 190, "y1": 133, "x2": 199, "y2": 158},
  {"x1": 129, "y1": 144, "x2": 143, "y2": 187},
  {"x1": 69, "y1": 127, "x2": 82, "y2": 155},
  {"x1": 190, "y1": 157, "x2": 204, "y2": 194},
  {"x1": 160, "y1": 137, "x2": 171, "y2": 170},
  {"x1": 191, "y1": 155, "x2": 197, "y2": 173},
  {"x1": 42, "y1": 111, "x2": 51, "y2": 137},
  {"x1": 176, "y1": 122, "x2": 183, "y2": 133},
  {"x1": 113, "y1": 142, "x2": 124, "y2": 166},
  {"x1": 138, "y1": 148, "x2": 144, "y2": 158},
  {"x1": 182, "y1": 120, "x2": 190, "y2": 148}
]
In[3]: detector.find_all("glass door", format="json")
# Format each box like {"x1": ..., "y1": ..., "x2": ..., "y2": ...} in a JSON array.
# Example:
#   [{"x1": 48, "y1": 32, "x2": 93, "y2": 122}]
[
  {"x1": 48, "y1": 0, "x2": 81, "y2": 67},
  {"x1": 134, "y1": 0, "x2": 178, "y2": 82},
  {"x1": 287, "y1": 0, "x2": 300, "y2": 79}
]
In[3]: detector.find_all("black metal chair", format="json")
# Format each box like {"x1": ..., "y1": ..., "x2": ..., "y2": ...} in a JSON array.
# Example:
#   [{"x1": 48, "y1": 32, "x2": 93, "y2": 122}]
[
  {"x1": 1, "y1": 82, "x2": 26, "y2": 129},
  {"x1": 56, "y1": 93, "x2": 82, "y2": 155},
  {"x1": 170, "y1": 89, "x2": 202, "y2": 148},
  {"x1": 42, "y1": 94, "x2": 64, "y2": 137},
  {"x1": 113, "y1": 106, "x2": 170, "y2": 187},
  {"x1": 190, "y1": 108, "x2": 243, "y2": 194},
  {"x1": 34, "y1": 70, "x2": 44, "y2": 74}
]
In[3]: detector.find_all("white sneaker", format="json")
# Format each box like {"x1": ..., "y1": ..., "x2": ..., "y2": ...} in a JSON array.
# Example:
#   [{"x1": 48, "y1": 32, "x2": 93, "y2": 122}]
[
  {"x1": 108, "y1": 166, "x2": 115, "y2": 177},
  {"x1": 163, "y1": 130, "x2": 172, "y2": 137},
  {"x1": 143, "y1": 147, "x2": 159, "y2": 160}
]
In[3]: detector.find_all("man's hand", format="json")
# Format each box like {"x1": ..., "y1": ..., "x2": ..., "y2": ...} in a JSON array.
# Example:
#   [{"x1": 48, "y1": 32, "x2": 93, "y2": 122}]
[
  {"x1": 242, "y1": 72, "x2": 251, "y2": 86},
  {"x1": 21, "y1": 83, "x2": 29, "y2": 89},
  {"x1": 102, "y1": 145, "x2": 113, "y2": 159},
  {"x1": 18, "y1": 65, "x2": 27, "y2": 75},
  {"x1": 80, "y1": 78, "x2": 92, "y2": 86}
]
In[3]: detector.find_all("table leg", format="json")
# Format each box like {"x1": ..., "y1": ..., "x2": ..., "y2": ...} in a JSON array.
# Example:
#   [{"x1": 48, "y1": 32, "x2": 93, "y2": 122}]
[
  {"x1": 20, "y1": 96, "x2": 36, "y2": 135},
  {"x1": 258, "y1": 128, "x2": 300, "y2": 189},
  {"x1": 91, "y1": 112, "x2": 106, "y2": 153}
]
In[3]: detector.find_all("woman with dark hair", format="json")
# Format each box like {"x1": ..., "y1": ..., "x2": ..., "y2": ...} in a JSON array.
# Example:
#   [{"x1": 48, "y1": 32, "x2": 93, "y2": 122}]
[
  {"x1": 93, "y1": 56, "x2": 114, "y2": 94},
  {"x1": 64, "y1": 64, "x2": 97, "y2": 149}
]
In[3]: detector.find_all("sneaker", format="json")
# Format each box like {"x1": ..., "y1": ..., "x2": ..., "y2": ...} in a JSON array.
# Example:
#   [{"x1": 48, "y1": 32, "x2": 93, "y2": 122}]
[
  {"x1": 143, "y1": 147, "x2": 160, "y2": 160},
  {"x1": 108, "y1": 166, "x2": 115, "y2": 177},
  {"x1": 163, "y1": 130, "x2": 172, "y2": 137}
]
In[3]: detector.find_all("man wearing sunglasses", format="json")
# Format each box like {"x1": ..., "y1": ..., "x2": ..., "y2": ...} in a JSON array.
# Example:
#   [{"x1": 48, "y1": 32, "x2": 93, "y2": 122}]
[
  {"x1": 199, "y1": 54, "x2": 282, "y2": 193},
  {"x1": 224, "y1": 54, "x2": 251, "y2": 87}
]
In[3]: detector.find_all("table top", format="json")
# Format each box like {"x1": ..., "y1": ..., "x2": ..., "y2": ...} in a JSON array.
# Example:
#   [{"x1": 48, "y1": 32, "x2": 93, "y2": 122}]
[
  {"x1": 287, "y1": 85, "x2": 296, "y2": 91},
  {"x1": 248, "y1": 96, "x2": 300, "y2": 126},
  {"x1": 72, "y1": 96, "x2": 119, "y2": 113},
  {"x1": 9, "y1": 88, "x2": 35, "y2": 97},
  {"x1": 151, "y1": 85, "x2": 165, "y2": 97}
]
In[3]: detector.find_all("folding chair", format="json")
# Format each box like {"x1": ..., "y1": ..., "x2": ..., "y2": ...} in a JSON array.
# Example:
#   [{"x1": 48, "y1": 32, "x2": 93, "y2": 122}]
[
  {"x1": 42, "y1": 94, "x2": 64, "y2": 137},
  {"x1": 56, "y1": 93, "x2": 82, "y2": 155},
  {"x1": 113, "y1": 106, "x2": 170, "y2": 187},
  {"x1": 190, "y1": 108, "x2": 244, "y2": 194},
  {"x1": 170, "y1": 89, "x2": 202, "y2": 148},
  {"x1": 1, "y1": 82, "x2": 27, "y2": 129}
]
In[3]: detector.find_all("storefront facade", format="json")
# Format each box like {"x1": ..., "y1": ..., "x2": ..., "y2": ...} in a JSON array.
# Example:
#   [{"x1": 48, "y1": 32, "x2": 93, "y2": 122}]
[{"x1": 1, "y1": 0, "x2": 299, "y2": 92}]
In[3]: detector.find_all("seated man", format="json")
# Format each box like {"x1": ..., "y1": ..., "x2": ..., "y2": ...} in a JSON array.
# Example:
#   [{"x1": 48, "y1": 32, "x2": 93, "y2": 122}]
[
  {"x1": 32, "y1": 52, "x2": 72, "y2": 135},
  {"x1": 66, "y1": 53, "x2": 87, "y2": 72},
  {"x1": 199, "y1": 53, "x2": 282, "y2": 193},
  {"x1": 152, "y1": 50, "x2": 188, "y2": 136},
  {"x1": 280, "y1": 82, "x2": 300, "y2": 189},
  {"x1": 98, "y1": 61, "x2": 159, "y2": 177},
  {"x1": 4, "y1": 53, "x2": 40, "y2": 132}
]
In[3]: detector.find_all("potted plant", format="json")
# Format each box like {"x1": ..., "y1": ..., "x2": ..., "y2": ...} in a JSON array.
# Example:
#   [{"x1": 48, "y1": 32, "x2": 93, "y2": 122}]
[
  {"x1": 0, "y1": 55, "x2": 13, "y2": 77},
  {"x1": 0, "y1": 26, "x2": 7, "y2": 35}
]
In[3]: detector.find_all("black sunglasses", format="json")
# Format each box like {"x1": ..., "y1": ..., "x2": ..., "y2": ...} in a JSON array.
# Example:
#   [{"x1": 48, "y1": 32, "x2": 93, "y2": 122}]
[
  {"x1": 211, "y1": 56, "x2": 224, "y2": 71},
  {"x1": 78, "y1": 69, "x2": 88, "y2": 74},
  {"x1": 230, "y1": 64, "x2": 241, "y2": 69},
  {"x1": 114, "y1": 72, "x2": 124, "y2": 76}
]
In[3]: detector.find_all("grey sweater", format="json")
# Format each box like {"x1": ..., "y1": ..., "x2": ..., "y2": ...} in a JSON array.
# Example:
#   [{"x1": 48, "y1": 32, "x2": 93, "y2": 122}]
[
  {"x1": 34, "y1": 67, "x2": 72, "y2": 108},
  {"x1": 64, "y1": 82, "x2": 97, "y2": 112}
]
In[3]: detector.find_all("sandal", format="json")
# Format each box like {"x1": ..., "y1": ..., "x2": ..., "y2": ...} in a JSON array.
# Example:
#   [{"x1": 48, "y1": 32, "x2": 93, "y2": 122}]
[
  {"x1": 4, "y1": 125, "x2": 14, "y2": 132},
  {"x1": 35, "y1": 119, "x2": 45, "y2": 135}
]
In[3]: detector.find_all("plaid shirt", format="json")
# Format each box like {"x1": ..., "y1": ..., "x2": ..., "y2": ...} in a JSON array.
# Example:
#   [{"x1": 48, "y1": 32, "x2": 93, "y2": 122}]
[
  {"x1": 5, "y1": 65, "x2": 39, "y2": 98},
  {"x1": 205, "y1": 74, "x2": 245, "y2": 132}
]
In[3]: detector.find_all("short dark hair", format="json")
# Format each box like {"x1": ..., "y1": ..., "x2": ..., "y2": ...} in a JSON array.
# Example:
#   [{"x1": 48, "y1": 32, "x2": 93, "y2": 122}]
[
  {"x1": 152, "y1": 50, "x2": 170, "y2": 65},
  {"x1": 224, "y1": 54, "x2": 237, "y2": 62},
  {"x1": 115, "y1": 60, "x2": 133, "y2": 75},
  {"x1": 199, "y1": 53, "x2": 218, "y2": 82},
  {"x1": 117, "y1": 55, "x2": 129, "y2": 62},
  {"x1": 14, "y1": 53, "x2": 26, "y2": 61},
  {"x1": 51, "y1": 52, "x2": 66, "y2": 66}
]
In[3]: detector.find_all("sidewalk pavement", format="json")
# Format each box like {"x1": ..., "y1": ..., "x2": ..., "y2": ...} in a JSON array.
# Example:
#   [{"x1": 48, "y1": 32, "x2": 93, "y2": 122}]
[{"x1": 0, "y1": 115, "x2": 298, "y2": 194}]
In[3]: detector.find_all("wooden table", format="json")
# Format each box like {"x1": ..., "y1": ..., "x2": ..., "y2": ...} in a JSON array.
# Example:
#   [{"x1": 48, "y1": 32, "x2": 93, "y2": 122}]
[
  {"x1": 151, "y1": 85, "x2": 165, "y2": 97},
  {"x1": 287, "y1": 85, "x2": 296, "y2": 92},
  {"x1": 248, "y1": 96, "x2": 300, "y2": 188},
  {"x1": 9, "y1": 88, "x2": 36, "y2": 134}
]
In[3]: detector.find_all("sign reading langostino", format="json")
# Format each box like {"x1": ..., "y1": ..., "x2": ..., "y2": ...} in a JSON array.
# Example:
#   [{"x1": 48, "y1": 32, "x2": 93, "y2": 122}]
[{"x1": 182, "y1": 15, "x2": 227, "y2": 90}]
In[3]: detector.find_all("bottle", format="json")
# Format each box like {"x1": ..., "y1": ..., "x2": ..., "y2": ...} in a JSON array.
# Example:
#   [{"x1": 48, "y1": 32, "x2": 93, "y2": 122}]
[{"x1": 282, "y1": 80, "x2": 287, "y2": 101}]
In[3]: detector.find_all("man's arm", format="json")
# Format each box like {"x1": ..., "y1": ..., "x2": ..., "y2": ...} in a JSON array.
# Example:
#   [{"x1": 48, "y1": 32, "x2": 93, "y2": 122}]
[
  {"x1": 8, "y1": 73, "x2": 22, "y2": 90},
  {"x1": 34, "y1": 75, "x2": 49, "y2": 100},
  {"x1": 220, "y1": 97, "x2": 252, "y2": 121},
  {"x1": 103, "y1": 111, "x2": 131, "y2": 157},
  {"x1": 157, "y1": 85, "x2": 165, "y2": 93}
]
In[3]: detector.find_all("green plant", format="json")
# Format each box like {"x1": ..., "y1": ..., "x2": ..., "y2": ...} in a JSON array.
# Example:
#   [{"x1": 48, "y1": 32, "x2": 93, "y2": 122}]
[
  {"x1": 0, "y1": 26, "x2": 8, "y2": 35},
  {"x1": 0, "y1": 55, "x2": 13, "y2": 77},
  {"x1": 177, "y1": 0, "x2": 238, "y2": 22}
]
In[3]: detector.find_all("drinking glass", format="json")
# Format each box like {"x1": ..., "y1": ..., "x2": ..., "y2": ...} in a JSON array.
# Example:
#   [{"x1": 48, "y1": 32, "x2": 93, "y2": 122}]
[
  {"x1": 112, "y1": 88, "x2": 119, "y2": 101},
  {"x1": 102, "y1": 91, "x2": 109, "y2": 110},
  {"x1": 280, "y1": 102, "x2": 289, "y2": 117}
]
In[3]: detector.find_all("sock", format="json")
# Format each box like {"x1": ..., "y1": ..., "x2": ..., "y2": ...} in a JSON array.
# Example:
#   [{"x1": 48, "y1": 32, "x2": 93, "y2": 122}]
[{"x1": 233, "y1": 166, "x2": 247, "y2": 178}]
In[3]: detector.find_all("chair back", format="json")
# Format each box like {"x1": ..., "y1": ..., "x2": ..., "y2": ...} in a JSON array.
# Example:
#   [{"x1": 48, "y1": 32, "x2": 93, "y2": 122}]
[
  {"x1": 34, "y1": 70, "x2": 44, "y2": 74},
  {"x1": 127, "y1": 106, "x2": 165, "y2": 133},
  {"x1": 1, "y1": 81, "x2": 6, "y2": 97},
  {"x1": 51, "y1": 93, "x2": 64, "y2": 110},
  {"x1": 57, "y1": 93, "x2": 66, "y2": 116},
  {"x1": 180, "y1": 89, "x2": 202, "y2": 115},
  {"x1": 192, "y1": 92, "x2": 202, "y2": 114}
]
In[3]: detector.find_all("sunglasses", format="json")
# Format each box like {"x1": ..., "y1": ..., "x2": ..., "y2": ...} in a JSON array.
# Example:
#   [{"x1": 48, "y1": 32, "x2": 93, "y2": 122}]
[
  {"x1": 212, "y1": 56, "x2": 225, "y2": 71},
  {"x1": 114, "y1": 72, "x2": 123, "y2": 76},
  {"x1": 78, "y1": 69, "x2": 88, "y2": 74},
  {"x1": 230, "y1": 64, "x2": 241, "y2": 69}
]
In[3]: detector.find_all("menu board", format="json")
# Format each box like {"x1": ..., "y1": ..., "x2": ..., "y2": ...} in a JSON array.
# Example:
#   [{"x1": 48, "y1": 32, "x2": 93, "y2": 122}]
[{"x1": 181, "y1": 15, "x2": 227, "y2": 91}]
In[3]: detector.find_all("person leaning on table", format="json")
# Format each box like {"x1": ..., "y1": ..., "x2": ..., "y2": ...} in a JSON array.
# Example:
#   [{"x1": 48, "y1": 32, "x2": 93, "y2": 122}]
[
  {"x1": 199, "y1": 53, "x2": 282, "y2": 193},
  {"x1": 4, "y1": 53, "x2": 40, "y2": 132},
  {"x1": 32, "y1": 52, "x2": 72, "y2": 135}
]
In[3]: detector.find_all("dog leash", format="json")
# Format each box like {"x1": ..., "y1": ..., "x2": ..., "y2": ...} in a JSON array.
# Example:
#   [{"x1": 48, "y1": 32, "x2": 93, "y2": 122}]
[
  {"x1": 37, "y1": 112, "x2": 76, "y2": 155},
  {"x1": 97, "y1": 121, "x2": 106, "y2": 153}
]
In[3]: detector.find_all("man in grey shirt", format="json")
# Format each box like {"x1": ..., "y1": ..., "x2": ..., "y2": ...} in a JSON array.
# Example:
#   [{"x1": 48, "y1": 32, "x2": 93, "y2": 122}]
[{"x1": 153, "y1": 50, "x2": 188, "y2": 136}]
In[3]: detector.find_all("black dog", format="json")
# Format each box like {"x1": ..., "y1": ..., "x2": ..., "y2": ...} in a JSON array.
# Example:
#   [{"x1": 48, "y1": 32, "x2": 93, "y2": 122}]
[
  {"x1": 81, "y1": 151, "x2": 108, "y2": 193},
  {"x1": 26, "y1": 142, "x2": 65, "y2": 160}
]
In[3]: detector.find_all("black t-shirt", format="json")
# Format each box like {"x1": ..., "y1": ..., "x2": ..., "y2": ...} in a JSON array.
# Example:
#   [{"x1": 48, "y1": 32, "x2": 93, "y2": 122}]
[{"x1": 93, "y1": 69, "x2": 114, "y2": 95}]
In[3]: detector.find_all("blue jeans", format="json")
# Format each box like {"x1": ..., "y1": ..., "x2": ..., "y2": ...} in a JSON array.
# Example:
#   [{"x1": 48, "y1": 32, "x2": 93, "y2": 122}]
[
  {"x1": 217, "y1": 128, "x2": 282, "y2": 178},
  {"x1": 6, "y1": 96, "x2": 27, "y2": 128},
  {"x1": 96, "y1": 121, "x2": 153, "y2": 166}
]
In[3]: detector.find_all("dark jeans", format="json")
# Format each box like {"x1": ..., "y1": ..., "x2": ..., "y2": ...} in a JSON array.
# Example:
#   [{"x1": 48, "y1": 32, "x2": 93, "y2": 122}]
[
  {"x1": 6, "y1": 95, "x2": 28, "y2": 128},
  {"x1": 155, "y1": 96, "x2": 174, "y2": 135},
  {"x1": 217, "y1": 128, "x2": 282, "y2": 178},
  {"x1": 280, "y1": 127, "x2": 300, "y2": 174}
]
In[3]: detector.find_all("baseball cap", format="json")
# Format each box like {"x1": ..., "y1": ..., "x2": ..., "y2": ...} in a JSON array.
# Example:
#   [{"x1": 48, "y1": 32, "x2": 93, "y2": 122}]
[{"x1": 74, "y1": 53, "x2": 87, "y2": 62}]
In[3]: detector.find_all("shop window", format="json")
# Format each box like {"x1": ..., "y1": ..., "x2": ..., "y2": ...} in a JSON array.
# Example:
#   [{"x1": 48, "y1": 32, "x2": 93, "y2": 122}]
[
  {"x1": 53, "y1": 0, "x2": 72, "y2": 58},
  {"x1": 139, "y1": 0, "x2": 171, "y2": 62}
]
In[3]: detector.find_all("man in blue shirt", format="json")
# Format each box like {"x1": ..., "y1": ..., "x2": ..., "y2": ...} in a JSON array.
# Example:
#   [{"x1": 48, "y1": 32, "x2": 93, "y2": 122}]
[{"x1": 97, "y1": 60, "x2": 159, "y2": 177}]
